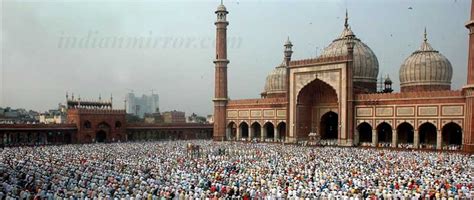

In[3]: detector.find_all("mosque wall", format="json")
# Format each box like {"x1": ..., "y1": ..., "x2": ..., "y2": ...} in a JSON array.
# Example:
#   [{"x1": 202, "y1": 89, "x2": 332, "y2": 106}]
[
  {"x1": 226, "y1": 98, "x2": 287, "y2": 129},
  {"x1": 354, "y1": 91, "x2": 466, "y2": 149},
  {"x1": 354, "y1": 104, "x2": 465, "y2": 130}
]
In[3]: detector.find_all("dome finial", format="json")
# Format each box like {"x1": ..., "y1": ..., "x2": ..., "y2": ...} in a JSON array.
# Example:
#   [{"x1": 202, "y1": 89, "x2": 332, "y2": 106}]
[
  {"x1": 424, "y1": 27, "x2": 427, "y2": 42},
  {"x1": 285, "y1": 36, "x2": 292, "y2": 46},
  {"x1": 345, "y1": 9, "x2": 349, "y2": 29}
]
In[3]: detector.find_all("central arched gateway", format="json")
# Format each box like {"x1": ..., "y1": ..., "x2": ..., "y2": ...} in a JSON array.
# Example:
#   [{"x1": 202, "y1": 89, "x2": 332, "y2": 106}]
[
  {"x1": 96, "y1": 122, "x2": 110, "y2": 143},
  {"x1": 295, "y1": 79, "x2": 338, "y2": 140},
  {"x1": 96, "y1": 130, "x2": 107, "y2": 143}
]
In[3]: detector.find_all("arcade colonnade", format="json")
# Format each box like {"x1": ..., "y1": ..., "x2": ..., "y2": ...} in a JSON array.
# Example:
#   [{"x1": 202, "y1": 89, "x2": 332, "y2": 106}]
[
  {"x1": 0, "y1": 131, "x2": 74, "y2": 145},
  {"x1": 0, "y1": 124, "x2": 214, "y2": 146},
  {"x1": 226, "y1": 119, "x2": 462, "y2": 150},
  {"x1": 226, "y1": 121, "x2": 286, "y2": 142},
  {"x1": 356, "y1": 121, "x2": 463, "y2": 150},
  {"x1": 126, "y1": 129, "x2": 212, "y2": 141}
]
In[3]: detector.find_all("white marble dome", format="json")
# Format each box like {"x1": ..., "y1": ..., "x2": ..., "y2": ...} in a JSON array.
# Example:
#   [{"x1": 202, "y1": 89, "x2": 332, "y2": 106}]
[
  {"x1": 399, "y1": 32, "x2": 452, "y2": 91},
  {"x1": 263, "y1": 63, "x2": 287, "y2": 95},
  {"x1": 319, "y1": 26, "x2": 379, "y2": 86}
]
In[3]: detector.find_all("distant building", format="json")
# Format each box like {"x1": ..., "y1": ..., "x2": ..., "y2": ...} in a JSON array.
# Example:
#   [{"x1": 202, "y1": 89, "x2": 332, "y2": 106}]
[
  {"x1": 187, "y1": 113, "x2": 207, "y2": 124},
  {"x1": 0, "y1": 107, "x2": 39, "y2": 124},
  {"x1": 126, "y1": 92, "x2": 159, "y2": 118},
  {"x1": 206, "y1": 115, "x2": 214, "y2": 124},
  {"x1": 144, "y1": 111, "x2": 163, "y2": 124},
  {"x1": 39, "y1": 104, "x2": 67, "y2": 124},
  {"x1": 162, "y1": 110, "x2": 185, "y2": 123},
  {"x1": 39, "y1": 113, "x2": 66, "y2": 124}
]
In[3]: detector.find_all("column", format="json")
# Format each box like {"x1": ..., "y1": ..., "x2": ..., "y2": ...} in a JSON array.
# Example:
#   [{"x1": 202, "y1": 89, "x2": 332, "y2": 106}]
[
  {"x1": 236, "y1": 126, "x2": 241, "y2": 141},
  {"x1": 392, "y1": 129, "x2": 398, "y2": 148},
  {"x1": 372, "y1": 129, "x2": 378, "y2": 147},
  {"x1": 248, "y1": 126, "x2": 253, "y2": 141},
  {"x1": 35, "y1": 132, "x2": 39, "y2": 145},
  {"x1": 226, "y1": 127, "x2": 231, "y2": 140},
  {"x1": 414, "y1": 130, "x2": 420, "y2": 149},
  {"x1": 261, "y1": 126, "x2": 266, "y2": 141},
  {"x1": 437, "y1": 129, "x2": 442, "y2": 150},
  {"x1": 274, "y1": 126, "x2": 279, "y2": 142}
]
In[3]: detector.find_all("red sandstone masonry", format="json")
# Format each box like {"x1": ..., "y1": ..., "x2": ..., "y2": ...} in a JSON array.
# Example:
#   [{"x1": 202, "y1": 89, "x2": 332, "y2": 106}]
[
  {"x1": 227, "y1": 98, "x2": 287, "y2": 109},
  {"x1": 354, "y1": 90, "x2": 465, "y2": 105},
  {"x1": 227, "y1": 98, "x2": 287, "y2": 105},
  {"x1": 289, "y1": 55, "x2": 349, "y2": 67},
  {"x1": 355, "y1": 90, "x2": 463, "y2": 100},
  {"x1": 68, "y1": 108, "x2": 126, "y2": 115}
]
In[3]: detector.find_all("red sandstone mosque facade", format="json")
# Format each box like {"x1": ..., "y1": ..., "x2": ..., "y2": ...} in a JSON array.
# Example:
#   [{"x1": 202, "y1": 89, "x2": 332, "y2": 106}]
[
  {"x1": 213, "y1": 1, "x2": 474, "y2": 152},
  {"x1": 0, "y1": 95, "x2": 212, "y2": 145}
]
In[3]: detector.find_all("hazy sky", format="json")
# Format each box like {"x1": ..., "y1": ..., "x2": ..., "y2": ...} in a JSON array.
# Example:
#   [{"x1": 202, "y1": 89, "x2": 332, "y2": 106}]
[{"x1": 0, "y1": 0, "x2": 471, "y2": 116}]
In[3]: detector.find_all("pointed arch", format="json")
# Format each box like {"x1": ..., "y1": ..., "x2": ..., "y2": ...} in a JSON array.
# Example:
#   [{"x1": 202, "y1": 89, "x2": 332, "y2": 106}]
[
  {"x1": 397, "y1": 122, "x2": 414, "y2": 146},
  {"x1": 263, "y1": 122, "x2": 275, "y2": 140},
  {"x1": 441, "y1": 122, "x2": 462, "y2": 148},
  {"x1": 239, "y1": 121, "x2": 249, "y2": 139},
  {"x1": 251, "y1": 121, "x2": 262, "y2": 139},
  {"x1": 356, "y1": 122, "x2": 372, "y2": 144},
  {"x1": 295, "y1": 78, "x2": 338, "y2": 140},
  {"x1": 227, "y1": 121, "x2": 237, "y2": 140},
  {"x1": 418, "y1": 122, "x2": 437, "y2": 147},
  {"x1": 377, "y1": 122, "x2": 392, "y2": 145},
  {"x1": 97, "y1": 122, "x2": 111, "y2": 130},
  {"x1": 277, "y1": 121, "x2": 286, "y2": 140}
]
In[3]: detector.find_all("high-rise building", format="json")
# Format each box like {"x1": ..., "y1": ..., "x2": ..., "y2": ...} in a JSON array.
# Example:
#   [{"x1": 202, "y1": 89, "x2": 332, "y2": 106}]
[{"x1": 126, "y1": 92, "x2": 159, "y2": 118}]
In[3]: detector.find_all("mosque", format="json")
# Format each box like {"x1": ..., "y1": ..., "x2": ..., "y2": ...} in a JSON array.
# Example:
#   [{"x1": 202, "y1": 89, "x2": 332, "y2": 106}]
[{"x1": 212, "y1": 1, "x2": 474, "y2": 152}]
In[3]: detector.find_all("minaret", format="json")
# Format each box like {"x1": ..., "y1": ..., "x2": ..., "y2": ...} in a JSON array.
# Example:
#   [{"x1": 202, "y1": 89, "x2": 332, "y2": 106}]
[
  {"x1": 345, "y1": 36, "x2": 355, "y2": 146},
  {"x1": 284, "y1": 37, "x2": 293, "y2": 66},
  {"x1": 464, "y1": 0, "x2": 474, "y2": 152},
  {"x1": 213, "y1": 1, "x2": 229, "y2": 141},
  {"x1": 467, "y1": 1, "x2": 474, "y2": 85}
]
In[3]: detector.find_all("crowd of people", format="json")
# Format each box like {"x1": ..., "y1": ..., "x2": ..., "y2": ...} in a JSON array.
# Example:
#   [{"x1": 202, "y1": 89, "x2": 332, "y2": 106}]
[{"x1": 0, "y1": 140, "x2": 473, "y2": 199}]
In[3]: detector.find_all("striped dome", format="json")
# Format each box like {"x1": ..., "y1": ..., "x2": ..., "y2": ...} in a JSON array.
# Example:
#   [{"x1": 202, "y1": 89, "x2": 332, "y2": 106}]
[
  {"x1": 399, "y1": 31, "x2": 452, "y2": 91},
  {"x1": 263, "y1": 63, "x2": 287, "y2": 95},
  {"x1": 320, "y1": 27, "x2": 379, "y2": 87}
]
